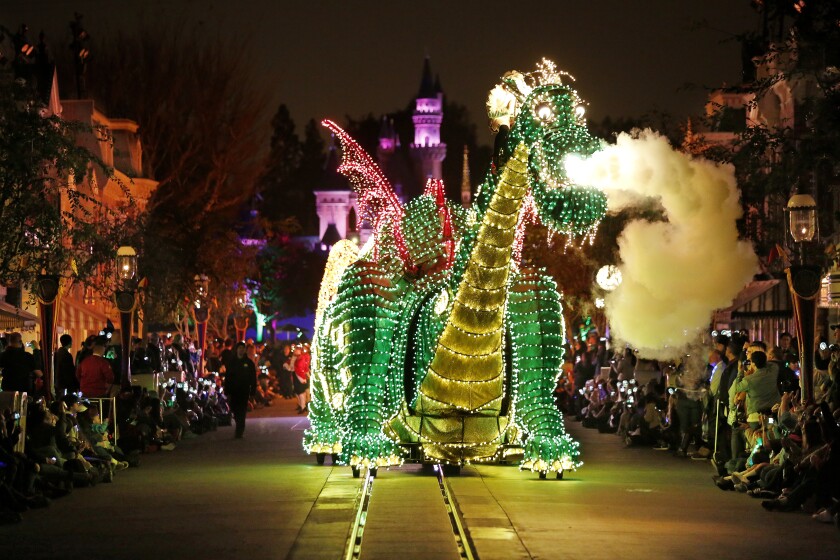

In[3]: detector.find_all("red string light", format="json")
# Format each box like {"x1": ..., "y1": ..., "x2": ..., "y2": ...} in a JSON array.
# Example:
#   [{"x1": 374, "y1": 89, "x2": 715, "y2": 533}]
[{"x1": 322, "y1": 120, "x2": 412, "y2": 266}]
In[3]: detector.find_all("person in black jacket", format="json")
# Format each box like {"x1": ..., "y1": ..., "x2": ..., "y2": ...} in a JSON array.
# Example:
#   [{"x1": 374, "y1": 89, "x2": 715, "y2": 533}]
[
  {"x1": 146, "y1": 333, "x2": 163, "y2": 373},
  {"x1": 0, "y1": 333, "x2": 41, "y2": 393},
  {"x1": 223, "y1": 342, "x2": 256, "y2": 439},
  {"x1": 54, "y1": 334, "x2": 78, "y2": 397}
]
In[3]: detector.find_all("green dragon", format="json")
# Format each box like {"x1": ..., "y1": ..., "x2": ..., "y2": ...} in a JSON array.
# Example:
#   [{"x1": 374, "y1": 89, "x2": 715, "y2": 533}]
[{"x1": 304, "y1": 60, "x2": 607, "y2": 477}]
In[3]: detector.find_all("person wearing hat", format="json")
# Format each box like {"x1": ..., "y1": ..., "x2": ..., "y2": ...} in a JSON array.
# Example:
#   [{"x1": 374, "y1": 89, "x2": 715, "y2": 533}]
[
  {"x1": 62, "y1": 393, "x2": 88, "y2": 414},
  {"x1": 61, "y1": 393, "x2": 88, "y2": 453},
  {"x1": 75, "y1": 335, "x2": 96, "y2": 368},
  {"x1": 223, "y1": 341, "x2": 256, "y2": 438},
  {"x1": 76, "y1": 336, "x2": 114, "y2": 398},
  {"x1": 713, "y1": 334, "x2": 730, "y2": 363}
]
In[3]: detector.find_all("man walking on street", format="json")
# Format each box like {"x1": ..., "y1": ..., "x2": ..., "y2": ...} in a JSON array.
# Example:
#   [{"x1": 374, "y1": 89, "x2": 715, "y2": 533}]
[{"x1": 224, "y1": 341, "x2": 256, "y2": 439}]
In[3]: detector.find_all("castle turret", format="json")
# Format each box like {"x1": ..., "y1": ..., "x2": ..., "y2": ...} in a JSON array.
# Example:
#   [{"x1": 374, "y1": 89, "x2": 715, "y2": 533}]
[
  {"x1": 376, "y1": 115, "x2": 411, "y2": 202},
  {"x1": 411, "y1": 57, "x2": 446, "y2": 183},
  {"x1": 377, "y1": 116, "x2": 397, "y2": 157},
  {"x1": 313, "y1": 137, "x2": 363, "y2": 249}
]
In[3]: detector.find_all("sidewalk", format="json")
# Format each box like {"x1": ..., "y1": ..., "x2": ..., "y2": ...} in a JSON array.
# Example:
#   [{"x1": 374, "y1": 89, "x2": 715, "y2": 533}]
[{"x1": 0, "y1": 403, "x2": 325, "y2": 560}]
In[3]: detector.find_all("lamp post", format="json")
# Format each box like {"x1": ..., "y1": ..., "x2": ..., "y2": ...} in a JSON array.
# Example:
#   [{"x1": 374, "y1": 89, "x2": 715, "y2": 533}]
[
  {"x1": 784, "y1": 194, "x2": 821, "y2": 405},
  {"x1": 193, "y1": 274, "x2": 210, "y2": 377},
  {"x1": 115, "y1": 246, "x2": 138, "y2": 391},
  {"x1": 33, "y1": 274, "x2": 60, "y2": 400},
  {"x1": 233, "y1": 287, "x2": 250, "y2": 342}
]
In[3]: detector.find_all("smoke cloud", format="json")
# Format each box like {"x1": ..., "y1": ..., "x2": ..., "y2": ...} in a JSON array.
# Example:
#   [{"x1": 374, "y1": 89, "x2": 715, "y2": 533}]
[{"x1": 566, "y1": 131, "x2": 758, "y2": 360}]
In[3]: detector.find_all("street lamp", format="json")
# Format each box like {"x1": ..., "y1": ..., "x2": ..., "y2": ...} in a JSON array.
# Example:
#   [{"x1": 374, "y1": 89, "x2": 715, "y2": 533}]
[
  {"x1": 193, "y1": 274, "x2": 211, "y2": 377},
  {"x1": 787, "y1": 194, "x2": 818, "y2": 259},
  {"x1": 784, "y1": 193, "x2": 821, "y2": 404},
  {"x1": 233, "y1": 287, "x2": 250, "y2": 342},
  {"x1": 115, "y1": 246, "x2": 138, "y2": 391},
  {"x1": 33, "y1": 273, "x2": 60, "y2": 400}
]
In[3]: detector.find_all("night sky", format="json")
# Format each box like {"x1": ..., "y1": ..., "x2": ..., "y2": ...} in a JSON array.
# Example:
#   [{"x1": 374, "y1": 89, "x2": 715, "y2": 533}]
[{"x1": 4, "y1": 0, "x2": 760, "y2": 135}]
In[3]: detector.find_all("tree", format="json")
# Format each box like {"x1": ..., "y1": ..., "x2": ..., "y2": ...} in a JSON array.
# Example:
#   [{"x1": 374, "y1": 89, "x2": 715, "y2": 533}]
[
  {"x1": 440, "y1": 100, "x2": 492, "y2": 203},
  {"x1": 251, "y1": 220, "x2": 326, "y2": 320},
  {"x1": 0, "y1": 77, "x2": 136, "y2": 293},
  {"x1": 701, "y1": 1, "x2": 840, "y2": 260},
  {"x1": 294, "y1": 119, "x2": 325, "y2": 236},
  {"x1": 85, "y1": 23, "x2": 268, "y2": 326},
  {"x1": 257, "y1": 104, "x2": 303, "y2": 228}
]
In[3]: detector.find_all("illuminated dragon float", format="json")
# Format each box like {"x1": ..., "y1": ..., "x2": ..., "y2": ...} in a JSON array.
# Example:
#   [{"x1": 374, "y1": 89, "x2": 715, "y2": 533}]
[{"x1": 304, "y1": 60, "x2": 607, "y2": 478}]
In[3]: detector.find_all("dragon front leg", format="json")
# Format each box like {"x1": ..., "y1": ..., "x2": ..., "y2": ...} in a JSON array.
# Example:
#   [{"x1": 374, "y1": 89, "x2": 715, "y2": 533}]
[
  {"x1": 335, "y1": 261, "x2": 404, "y2": 469},
  {"x1": 303, "y1": 314, "x2": 344, "y2": 457},
  {"x1": 508, "y1": 270, "x2": 580, "y2": 475}
]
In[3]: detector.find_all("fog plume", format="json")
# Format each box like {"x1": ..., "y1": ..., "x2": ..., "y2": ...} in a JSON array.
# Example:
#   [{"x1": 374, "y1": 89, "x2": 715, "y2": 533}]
[{"x1": 566, "y1": 131, "x2": 758, "y2": 360}]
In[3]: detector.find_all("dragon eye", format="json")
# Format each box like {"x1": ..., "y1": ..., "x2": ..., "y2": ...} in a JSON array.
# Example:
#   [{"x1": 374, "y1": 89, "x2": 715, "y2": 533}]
[{"x1": 535, "y1": 102, "x2": 554, "y2": 122}]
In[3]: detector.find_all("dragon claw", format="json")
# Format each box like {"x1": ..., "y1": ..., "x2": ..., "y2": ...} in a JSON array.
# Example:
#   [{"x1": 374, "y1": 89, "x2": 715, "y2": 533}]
[
  {"x1": 520, "y1": 434, "x2": 580, "y2": 473},
  {"x1": 343, "y1": 432, "x2": 403, "y2": 469}
]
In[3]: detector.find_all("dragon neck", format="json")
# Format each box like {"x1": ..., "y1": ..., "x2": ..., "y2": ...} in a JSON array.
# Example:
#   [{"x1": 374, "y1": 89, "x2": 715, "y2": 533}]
[{"x1": 417, "y1": 143, "x2": 529, "y2": 413}]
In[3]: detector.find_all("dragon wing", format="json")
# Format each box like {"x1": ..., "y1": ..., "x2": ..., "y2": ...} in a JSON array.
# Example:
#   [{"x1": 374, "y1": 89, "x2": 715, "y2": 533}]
[{"x1": 321, "y1": 119, "x2": 410, "y2": 265}]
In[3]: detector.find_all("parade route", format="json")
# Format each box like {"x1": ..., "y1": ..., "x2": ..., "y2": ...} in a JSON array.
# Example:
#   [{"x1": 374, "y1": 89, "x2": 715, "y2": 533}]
[{"x1": 2, "y1": 400, "x2": 836, "y2": 560}]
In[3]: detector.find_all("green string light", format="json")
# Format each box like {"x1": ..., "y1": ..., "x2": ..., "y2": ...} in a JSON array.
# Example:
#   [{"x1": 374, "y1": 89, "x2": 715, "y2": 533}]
[{"x1": 305, "y1": 60, "x2": 605, "y2": 473}]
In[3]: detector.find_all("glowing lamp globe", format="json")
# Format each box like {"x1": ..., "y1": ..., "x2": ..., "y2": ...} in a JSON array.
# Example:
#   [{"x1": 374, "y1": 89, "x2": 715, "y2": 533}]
[
  {"x1": 596, "y1": 265, "x2": 622, "y2": 291},
  {"x1": 235, "y1": 287, "x2": 249, "y2": 309},
  {"x1": 787, "y1": 194, "x2": 817, "y2": 243},
  {"x1": 116, "y1": 246, "x2": 137, "y2": 282},
  {"x1": 194, "y1": 274, "x2": 210, "y2": 299}
]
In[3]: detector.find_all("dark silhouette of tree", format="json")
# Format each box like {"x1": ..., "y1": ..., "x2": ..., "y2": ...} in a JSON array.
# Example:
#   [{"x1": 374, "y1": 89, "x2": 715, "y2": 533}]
[
  {"x1": 251, "y1": 220, "x2": 326, "y2": 320},
  {"x1": 85, "y1": 22, "x2": 267, "y2": 325},
  {"x1": 295, "y1": 119, "x2": 325, "y2": 236},
  {"x1": 345, "y1": 113, "x2": 381, "y2": 155},
  {"x1": 699, "y1": 0, "x2": 840, "y2": 261},
  {"x1": 257, "y1": 104, "x2": 303, "y2": 228}
]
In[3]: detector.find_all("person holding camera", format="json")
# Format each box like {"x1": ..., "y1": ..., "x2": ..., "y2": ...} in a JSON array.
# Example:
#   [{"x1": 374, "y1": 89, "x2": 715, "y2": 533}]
[
  {"x1": 728, "y1": 350, "x2": 781, "y2": 476},
  {"x1": 726, "y1": 342, "x2": 766, "y2": 472},
  {"x1": 732, "y1": 350, "x2": 781, "y2": 430}
]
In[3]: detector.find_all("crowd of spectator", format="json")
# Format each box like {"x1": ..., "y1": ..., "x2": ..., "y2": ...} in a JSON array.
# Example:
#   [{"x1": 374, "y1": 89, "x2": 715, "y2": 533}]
[
  {"x1": 0, "y1": 328, "x2": 311, "y2": 525},
  {"x1": 557, "y1": 326, "x2": 840, "y2": 531}
]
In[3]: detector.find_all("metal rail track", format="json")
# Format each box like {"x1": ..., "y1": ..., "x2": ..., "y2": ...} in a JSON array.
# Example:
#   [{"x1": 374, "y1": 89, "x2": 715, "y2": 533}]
[
  {"x1": 343, "y1": 466, "x2": 478, "y2": 560},
  {"x1": 344, "y1": 469, "x2": 375, "y2": 560},
  {"x1": 435, "y1": 466, "x2": 477, "y2": 560}
]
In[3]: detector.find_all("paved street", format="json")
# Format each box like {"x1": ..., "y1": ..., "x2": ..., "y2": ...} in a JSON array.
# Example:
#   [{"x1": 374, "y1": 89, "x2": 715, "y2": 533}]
[{"x1": 2, "y1": 400, "x2": 837, "y2": 559}]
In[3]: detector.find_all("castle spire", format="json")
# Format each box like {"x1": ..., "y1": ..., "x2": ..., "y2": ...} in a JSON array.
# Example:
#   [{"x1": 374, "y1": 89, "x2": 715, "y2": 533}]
[
  {"x1": 461, "y1": 145, "x2": 471, "y2": 208},
  {"x1": 411, "y1": 55, "x2": 446, "y2": 184},
  {"x1": 418, "y1": 56, "x2": 436, "y2": 98}
]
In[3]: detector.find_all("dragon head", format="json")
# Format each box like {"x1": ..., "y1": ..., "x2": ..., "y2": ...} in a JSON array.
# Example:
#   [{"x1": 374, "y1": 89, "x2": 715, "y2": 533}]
[{"x1": 485, "y1": 59, "x2": 607, "y2": 238}]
